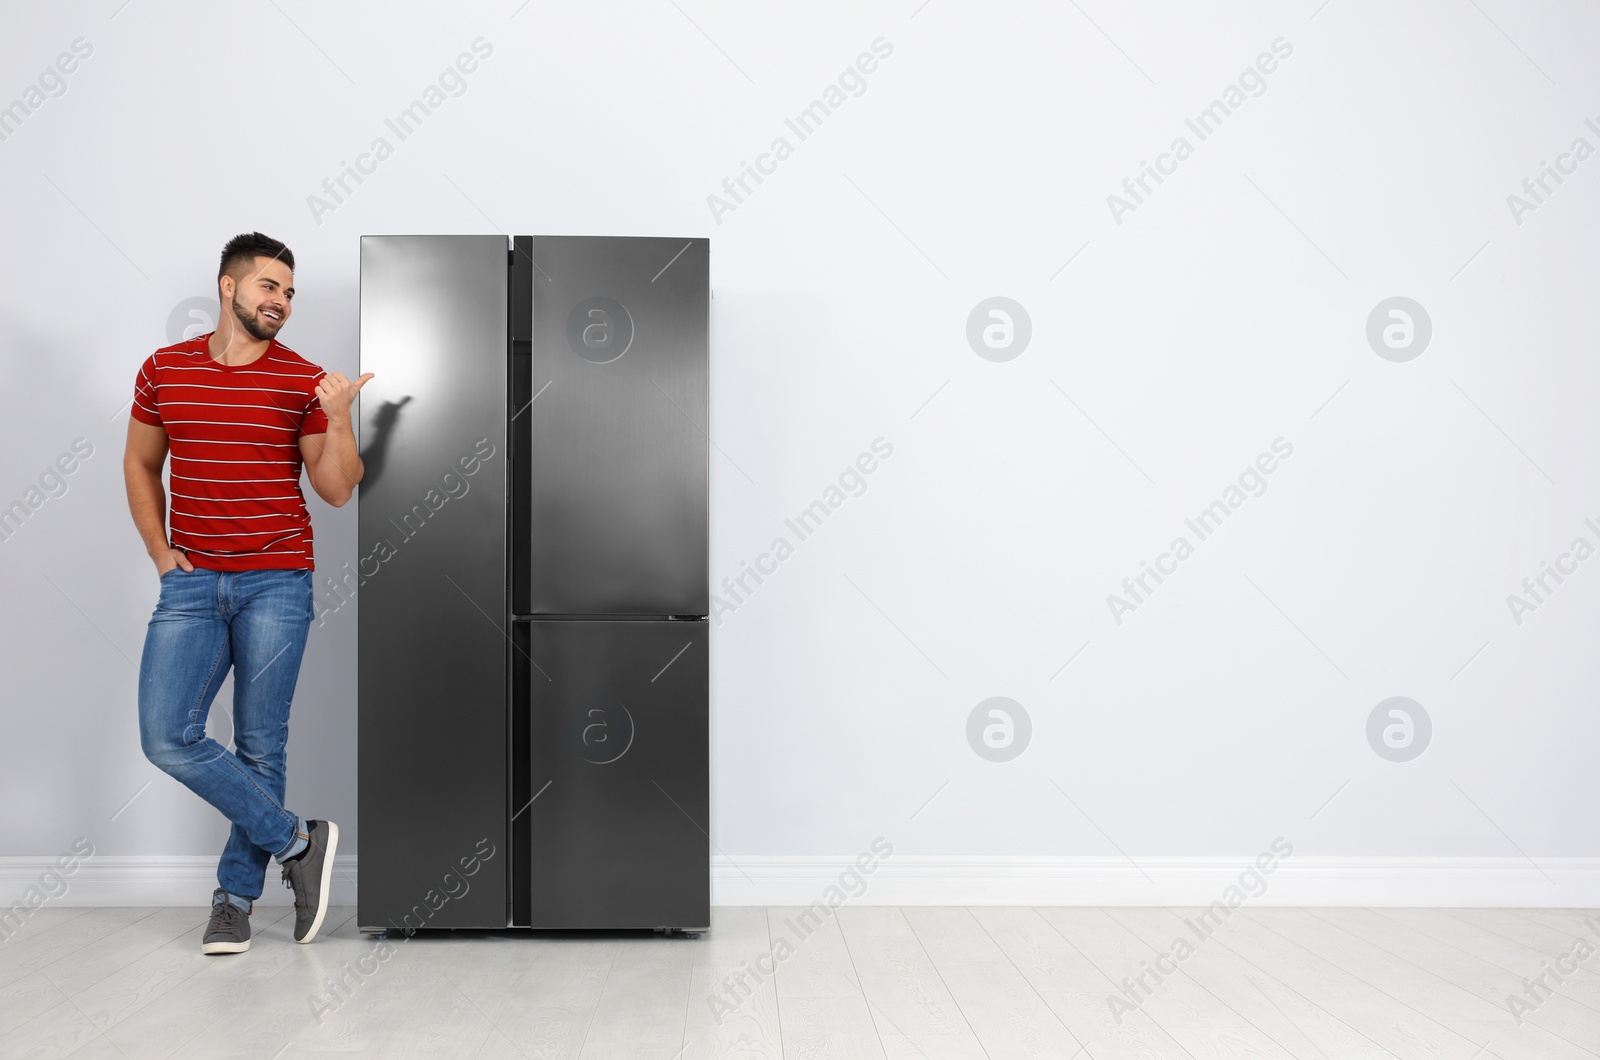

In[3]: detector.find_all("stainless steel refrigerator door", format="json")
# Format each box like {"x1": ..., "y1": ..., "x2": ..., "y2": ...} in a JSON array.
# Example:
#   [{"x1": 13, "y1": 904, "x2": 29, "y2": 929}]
[
  {"x1": 357, "y1": 234, "x2": 509, "y2": 931},
  {"x1": 520, "y1": 236, "x2": 709, "y2": 616},
  {"x1": 517, "y1": 619, "x2": 709, "y2": 929}
]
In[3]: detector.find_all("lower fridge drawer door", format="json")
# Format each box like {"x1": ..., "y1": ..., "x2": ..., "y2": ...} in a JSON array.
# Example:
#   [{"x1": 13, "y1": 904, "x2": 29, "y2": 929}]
[{"x1": 515, "y1": 619, "x2": 709, "y2": 930}]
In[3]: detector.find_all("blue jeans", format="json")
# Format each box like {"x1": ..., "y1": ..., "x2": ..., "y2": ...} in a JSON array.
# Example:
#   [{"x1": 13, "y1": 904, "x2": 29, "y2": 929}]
[{"x1": 138, "y1": 566, "x2": 314, "y2": 901}]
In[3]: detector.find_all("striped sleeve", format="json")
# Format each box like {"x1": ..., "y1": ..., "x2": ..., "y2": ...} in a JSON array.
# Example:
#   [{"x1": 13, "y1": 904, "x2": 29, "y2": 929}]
[
  {"x1": 130, "y1": 355, "x2": 162, "y2": 426},
  {"x1": 299, "y1": 370, "x2": 329, "y2": 438}
]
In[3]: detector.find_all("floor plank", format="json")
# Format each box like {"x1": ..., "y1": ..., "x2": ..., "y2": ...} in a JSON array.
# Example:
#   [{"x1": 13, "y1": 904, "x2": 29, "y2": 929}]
[
  {"x1": 1106, "y1": 906, "x2": 1398, "y2": 1060},
  {"x1": 579, "y1": 935, "x2": 695, "y2": 1059},
  {"x1": 1195, "y1": 906, "x2": 1484, "y2": 1060},
  {"x1": 1306, "y1": 907, "x2": 1599, "y2": 1060},
  {"x1": 15, "y1": 904, "x2": 1593, "y2": 1060},
  {"x1": 0, "y1": 909, "x2": 161, "y2": 989},
  {"x1": 770, "y1": 904, "x2": 884, "y2": 1060},
  {"x1": 682, "y1": 907, "x2": 784, "y2": 1060},
  {"x1": 1062, "y1": 906, "x2": 1296, "y2": 1059},
  {"x1": 919, "y1": 907, "x2": 1104, "y2": 1059}
]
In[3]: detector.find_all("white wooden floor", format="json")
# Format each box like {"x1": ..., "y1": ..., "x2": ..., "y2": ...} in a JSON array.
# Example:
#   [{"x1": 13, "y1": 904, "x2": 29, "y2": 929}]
[{"x1": 2, "y1": 904, "x2": 1596, "y2": 1059}]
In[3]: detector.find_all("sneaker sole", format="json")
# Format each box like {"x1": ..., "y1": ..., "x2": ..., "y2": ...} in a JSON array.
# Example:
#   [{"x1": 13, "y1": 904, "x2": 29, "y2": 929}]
[
  {"x1": 296, "y1": 820, "x2": 340, "y2": 944},
  {"x1": 202, "y1": 939, "x2": 250, "y2": 954}
]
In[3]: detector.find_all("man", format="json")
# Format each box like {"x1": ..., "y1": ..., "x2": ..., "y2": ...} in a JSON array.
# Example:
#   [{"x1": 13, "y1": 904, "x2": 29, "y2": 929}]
[{"x1": 123, "y1": 232, "x2": 371, "y2": 954}]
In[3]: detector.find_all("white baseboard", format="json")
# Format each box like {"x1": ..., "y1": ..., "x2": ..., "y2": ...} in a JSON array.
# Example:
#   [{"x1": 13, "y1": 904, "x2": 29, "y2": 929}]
[
  {"x1": 709, "y1": 855, "x2": 1600, "y2": 908},
  {"x1": 0, "y1": 855, "x2": 361, "y2": 909},
  {"x1": 2, "y1": 855, "x2": 1596, "y2": 909}
]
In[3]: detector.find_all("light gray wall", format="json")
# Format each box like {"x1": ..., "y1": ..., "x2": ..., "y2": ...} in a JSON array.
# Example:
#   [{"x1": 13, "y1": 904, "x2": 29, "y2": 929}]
[{"x1": 1, "y1": 0, "x2": 1594, "y2": 876}]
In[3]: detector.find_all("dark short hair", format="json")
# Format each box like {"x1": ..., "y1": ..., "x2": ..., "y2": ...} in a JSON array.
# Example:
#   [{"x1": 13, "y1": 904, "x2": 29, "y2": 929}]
[{"x1": 218, "y1": 231, "x2": 294, "y2": 282}]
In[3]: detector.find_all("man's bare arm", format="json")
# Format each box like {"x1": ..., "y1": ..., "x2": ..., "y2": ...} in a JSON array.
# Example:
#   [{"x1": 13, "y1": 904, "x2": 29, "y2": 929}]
[
  {"x1": 299, "y1": 421, "x2": 364, "y2": 509},
  {"x1": 123, "y1": 417, "x2": 192, "y2": 574}
]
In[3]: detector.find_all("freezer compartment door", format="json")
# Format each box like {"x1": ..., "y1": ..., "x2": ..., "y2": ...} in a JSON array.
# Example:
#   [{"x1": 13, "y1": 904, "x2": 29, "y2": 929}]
[
  {"x1": 516, "y1": 619, "x2": 709, "y2": 929},
  {"x1": 518, "y1": 236, "x2": 709, "y2": 616},
  {"x1": 357, "y1": 234, "x2": 509, "y2": 931}
]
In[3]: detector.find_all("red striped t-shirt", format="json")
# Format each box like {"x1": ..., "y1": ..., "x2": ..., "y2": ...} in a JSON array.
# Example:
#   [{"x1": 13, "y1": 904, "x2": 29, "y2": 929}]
[{"x1": 130, "y1": 334, "x2": 329, "y2": 571}]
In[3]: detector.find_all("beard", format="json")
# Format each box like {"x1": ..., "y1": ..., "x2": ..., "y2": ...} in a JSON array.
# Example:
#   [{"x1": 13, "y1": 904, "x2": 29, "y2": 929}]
[{"x1": 230, "y1": 295, "x2": 282, "y2": 341}]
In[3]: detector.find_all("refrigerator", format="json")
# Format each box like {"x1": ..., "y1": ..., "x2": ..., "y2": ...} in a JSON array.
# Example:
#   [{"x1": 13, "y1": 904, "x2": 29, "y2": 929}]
[{"x1": 354, "y1": 234, "x2": 710, "y2": 936}]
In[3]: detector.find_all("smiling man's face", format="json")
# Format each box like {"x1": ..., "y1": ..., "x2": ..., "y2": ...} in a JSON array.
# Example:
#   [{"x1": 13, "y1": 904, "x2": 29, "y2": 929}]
[{"x1": 224, "y1": 255, "x2": 294, "y2": 341}]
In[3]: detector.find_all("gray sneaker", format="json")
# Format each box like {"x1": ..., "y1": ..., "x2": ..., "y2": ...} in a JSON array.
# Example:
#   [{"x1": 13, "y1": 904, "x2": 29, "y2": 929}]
[
  {"x1": 281, "y1": 819, "x2": 339, "y2": 943},
  {"x1": 202, "y1": 890, "x2": 251, "y2": 954}
]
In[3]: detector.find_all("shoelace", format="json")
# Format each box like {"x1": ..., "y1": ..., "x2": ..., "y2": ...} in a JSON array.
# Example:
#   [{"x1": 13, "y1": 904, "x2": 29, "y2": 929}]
[
  {"x1": 209, "y1": 901, "x2": 246, "y2": 935},
  {"x1": 281, "y1": 858, "x2": 310, "y2": 918}
]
